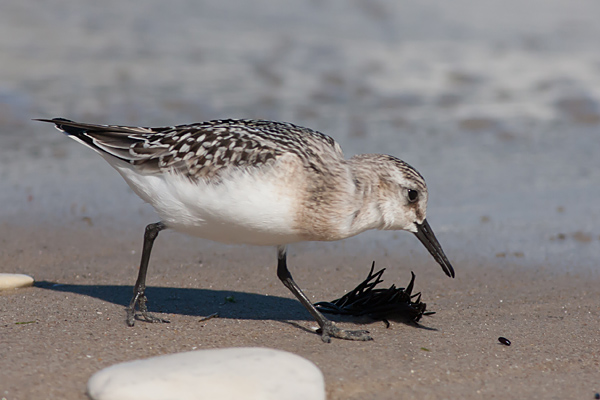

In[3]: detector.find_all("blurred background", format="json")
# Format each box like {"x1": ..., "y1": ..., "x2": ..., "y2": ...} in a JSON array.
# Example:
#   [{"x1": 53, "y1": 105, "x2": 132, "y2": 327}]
[{"x1": 1, "y1": 0, "x2": 599, "y2": 271}]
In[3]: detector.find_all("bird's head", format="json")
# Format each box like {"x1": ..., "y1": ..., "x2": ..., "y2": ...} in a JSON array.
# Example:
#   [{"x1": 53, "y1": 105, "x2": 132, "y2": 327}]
[{"x1": 364, "y1": 154, "x2": 455, "y2": 278}]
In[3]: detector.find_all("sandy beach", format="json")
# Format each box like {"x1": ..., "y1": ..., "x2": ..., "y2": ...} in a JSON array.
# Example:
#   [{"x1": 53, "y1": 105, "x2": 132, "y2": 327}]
[
  {"x1": 1, "y1": 0, "x2": 599, "y2": 399},
  {"x1": 2, "y1": 221, "x2": 599, "y2": 399}
]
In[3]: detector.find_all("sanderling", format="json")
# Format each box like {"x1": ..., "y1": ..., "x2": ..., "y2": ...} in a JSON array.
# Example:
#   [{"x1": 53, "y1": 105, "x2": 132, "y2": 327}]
[{"x1": 37, "y1": 117, "x2": 454, "y2": 342}]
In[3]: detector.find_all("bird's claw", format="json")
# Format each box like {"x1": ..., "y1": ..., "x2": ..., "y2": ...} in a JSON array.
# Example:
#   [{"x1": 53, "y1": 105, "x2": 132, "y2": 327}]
[
  {"x1": 317, "y1": 320, "x2": 373, "y2": 343},
  {"x1": 126, "y1": 293, "x2": 169, "y2": 326}
]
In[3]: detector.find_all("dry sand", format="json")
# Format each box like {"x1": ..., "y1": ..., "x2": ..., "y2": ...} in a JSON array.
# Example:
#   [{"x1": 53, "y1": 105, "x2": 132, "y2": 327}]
[{"x1": 1, "y1": 221, "x2": 599, "y2": 399}]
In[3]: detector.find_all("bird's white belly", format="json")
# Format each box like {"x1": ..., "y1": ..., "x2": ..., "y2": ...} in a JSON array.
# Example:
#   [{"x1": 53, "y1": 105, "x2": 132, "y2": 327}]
[{"x1": 115, "y1": 166, "x2": 304, "y2": 245}]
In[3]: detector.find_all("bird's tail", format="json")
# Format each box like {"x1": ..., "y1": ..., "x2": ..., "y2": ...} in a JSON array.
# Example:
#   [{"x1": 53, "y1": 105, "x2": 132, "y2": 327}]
[{"x1": 35, "y1": 117, "x2": 160, "y2": 163}]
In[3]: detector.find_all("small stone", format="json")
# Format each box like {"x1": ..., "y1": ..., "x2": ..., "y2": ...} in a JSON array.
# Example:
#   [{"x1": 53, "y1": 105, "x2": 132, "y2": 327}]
[
  {"x1": 87, "y1": 347, "x2": 325, "y2": 400},
  {"x1": 0, "y1": 273, "x2": 34, "y2": 290},
  {"x1": 498, "y1": 337, "x2": 511, "y2": 346}
]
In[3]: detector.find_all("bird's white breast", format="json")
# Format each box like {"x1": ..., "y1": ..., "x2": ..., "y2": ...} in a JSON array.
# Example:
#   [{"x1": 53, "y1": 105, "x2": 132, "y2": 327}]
[{"x1": 113, "y1": 161, "x2": 304, "y2": 246}]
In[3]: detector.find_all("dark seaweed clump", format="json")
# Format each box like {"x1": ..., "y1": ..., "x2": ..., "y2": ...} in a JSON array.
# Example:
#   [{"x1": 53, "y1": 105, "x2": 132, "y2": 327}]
[{"x1": 315, "y1": 262, "x2": 434, "y2": 326}]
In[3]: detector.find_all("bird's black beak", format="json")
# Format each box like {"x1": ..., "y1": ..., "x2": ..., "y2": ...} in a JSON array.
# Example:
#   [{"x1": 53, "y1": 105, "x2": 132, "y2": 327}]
[{"x1": 414, "y1": 219, "x2": 455, "y2": 278}]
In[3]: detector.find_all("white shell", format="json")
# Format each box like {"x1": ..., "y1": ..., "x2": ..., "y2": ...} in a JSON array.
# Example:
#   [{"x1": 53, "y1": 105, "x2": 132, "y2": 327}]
[
  {"x1": 87, "y1": 347, "x2": 325, "y2": 400},
  {"x1": 0, "y1": 273, "x2": 34, "y2": 290}
]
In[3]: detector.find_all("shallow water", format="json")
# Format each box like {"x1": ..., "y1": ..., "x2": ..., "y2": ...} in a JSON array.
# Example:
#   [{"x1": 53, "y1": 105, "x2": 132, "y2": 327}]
[{"x1": 1, "y1": 0, "x2": 599, "y2": 272}]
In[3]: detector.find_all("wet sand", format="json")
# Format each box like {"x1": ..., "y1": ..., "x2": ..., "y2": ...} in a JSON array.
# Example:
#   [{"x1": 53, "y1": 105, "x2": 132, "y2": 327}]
[{"x1": 2, "y1": 221, "x2": 599, "y2": 399}]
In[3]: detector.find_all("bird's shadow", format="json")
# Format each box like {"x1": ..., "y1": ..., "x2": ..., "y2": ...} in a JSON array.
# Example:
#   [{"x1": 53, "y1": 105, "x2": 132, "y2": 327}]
[
  {"x1": 36, "y1": 280, "x2": 308, "y2": 321},
  {"x1": 35, "y1": 281, "x2": 437, "y2": 330}
]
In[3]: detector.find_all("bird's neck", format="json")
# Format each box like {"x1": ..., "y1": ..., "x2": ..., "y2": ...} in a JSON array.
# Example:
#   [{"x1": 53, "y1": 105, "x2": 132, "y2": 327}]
[{"x1": 344, "y1": 156, "x2": 387, "y2": 236}]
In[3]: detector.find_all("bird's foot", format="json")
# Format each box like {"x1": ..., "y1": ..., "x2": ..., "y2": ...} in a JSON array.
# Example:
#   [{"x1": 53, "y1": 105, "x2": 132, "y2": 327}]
[
  {"x1": 126, "y1": 293, "x2": 169, "y2": 326},
  {"x1": 317, "y1": 320, "x2": 373, "y2": 343}
]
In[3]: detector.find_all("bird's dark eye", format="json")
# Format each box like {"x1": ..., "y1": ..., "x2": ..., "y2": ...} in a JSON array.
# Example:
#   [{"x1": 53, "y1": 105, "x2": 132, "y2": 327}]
[{"x1": 407, "y1": 189, "x2": 419, "y2": 203}]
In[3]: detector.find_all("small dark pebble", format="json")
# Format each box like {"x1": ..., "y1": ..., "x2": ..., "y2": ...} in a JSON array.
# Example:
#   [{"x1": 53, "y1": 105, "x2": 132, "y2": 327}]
[
  {"x1": 594, "y1": 393, "x2": 599, "y2": 400},
  {"x1": 498, "y1": 337, "x2": 511, "y2": 346}
]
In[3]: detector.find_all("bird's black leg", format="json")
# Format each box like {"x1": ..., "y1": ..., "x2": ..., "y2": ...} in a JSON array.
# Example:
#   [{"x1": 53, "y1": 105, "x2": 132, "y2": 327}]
[
  {"x1": 126, "y1": 222, "x2": 169, "y2": 326},
  {"x1": 276, "y1": 245, "x2": 372, "y2": 343}
]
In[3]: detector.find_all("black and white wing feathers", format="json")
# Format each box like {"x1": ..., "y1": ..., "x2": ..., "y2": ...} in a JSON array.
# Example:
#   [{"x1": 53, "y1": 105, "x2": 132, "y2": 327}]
[{"x1": 36, "y1": 118, "x2": 343, "y2": 181}]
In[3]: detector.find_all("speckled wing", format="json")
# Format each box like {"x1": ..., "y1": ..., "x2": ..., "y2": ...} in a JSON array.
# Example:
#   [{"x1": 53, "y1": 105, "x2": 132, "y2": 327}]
[{"x1": 37, "y1": 118, "x2": 343, "y2": 181}]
